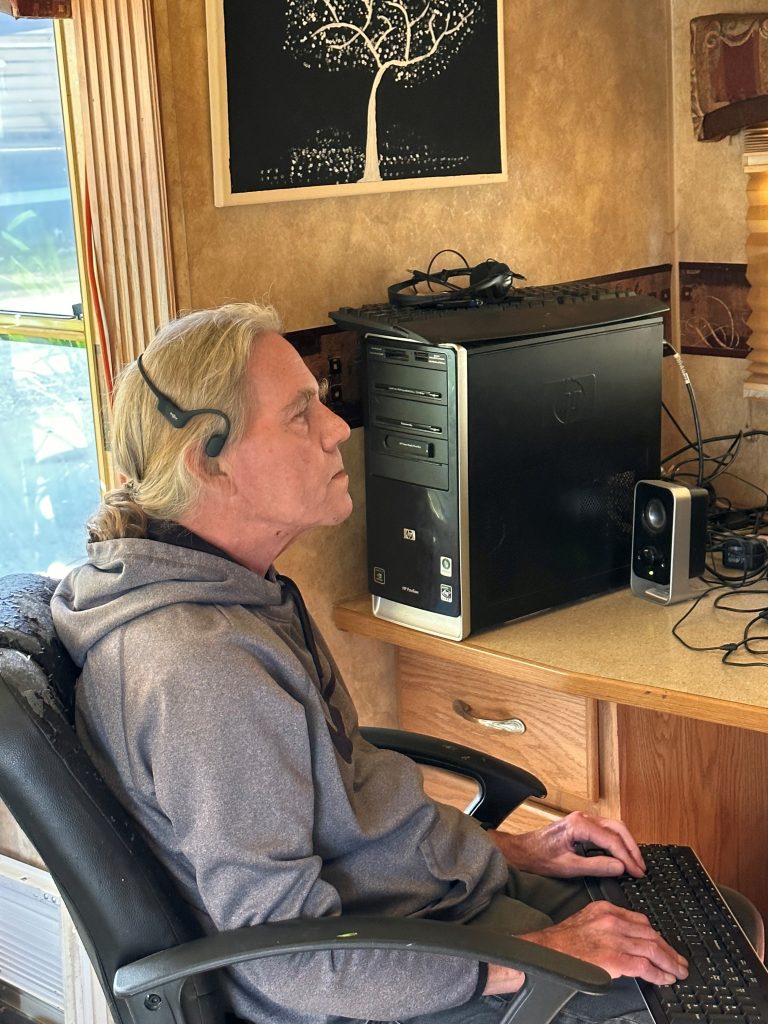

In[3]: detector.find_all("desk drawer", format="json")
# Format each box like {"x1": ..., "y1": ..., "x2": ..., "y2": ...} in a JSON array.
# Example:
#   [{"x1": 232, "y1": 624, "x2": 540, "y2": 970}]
[{"x1": 398, "y1": 650, "x2": 598, "y2": 809}]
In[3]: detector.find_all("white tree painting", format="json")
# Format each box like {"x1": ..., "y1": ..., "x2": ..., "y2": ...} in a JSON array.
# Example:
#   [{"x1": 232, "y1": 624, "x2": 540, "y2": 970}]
[{"x1": 285, "y1": 0, "x2": 484, "y2": 183}]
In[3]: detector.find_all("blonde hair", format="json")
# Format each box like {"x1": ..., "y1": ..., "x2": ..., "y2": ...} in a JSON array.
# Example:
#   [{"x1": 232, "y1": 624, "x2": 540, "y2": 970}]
[{"x1": 87, "y1": 302, "x2": 282, "y2": 542}]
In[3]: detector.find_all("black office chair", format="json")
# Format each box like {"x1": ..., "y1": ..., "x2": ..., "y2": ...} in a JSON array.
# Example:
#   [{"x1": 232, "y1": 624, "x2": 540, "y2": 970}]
[{"x1": 0, "y1": 572, "x2": 612, "y2": 1024}]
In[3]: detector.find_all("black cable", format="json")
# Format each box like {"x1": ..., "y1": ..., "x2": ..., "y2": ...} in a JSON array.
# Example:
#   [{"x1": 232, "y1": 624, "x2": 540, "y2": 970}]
[
  {"x1": 720, "y1": 613, "x2": 768, "y2": 666},
  {"x1": 717, "y1": 472, "x2": 768, "y2": 514},
  {"x1": 664, "y1": 429, "x2": 768, "y2": 467},
  {"x1": 707, "y1": 529, "x2": 765, "y2": 557},
  {"x1": 678, "y1": 432, "x2": 742, "y2": 486},
  {"x1": 708, "y1": 503, "x2": 767, "y2": 535},
  {"x1": 424, "y1": 249, "x2": 469, "y2": 293},
  {"x1": 712, "y1": 495, "x2": 734, "y2": 514},
  {"x1": 671, "y1": 588, "x2": 731, "y2": 652},
  {"x1": 701, "y1": 554, "x2": 766, "y2": 587},
  {"x1": 658, "y1": 360, "x2": 768, "y2": 659},
  {"x1": 712, "y1": 589, "x2": 768, "y2": 613},
  {"x1": 743, "y1": 613, "x2": 768, "y2": 656},
  {"x1": 688, "y1": 388, "x2": 704, "y2": 488},
  {"x1": 717, "y1": 431, "x2": 743, "y2": 464},
  {"x1": 706, "y1": 552, "x2": 768, "y2": 586},
  {"x1": 671, "y1": 586, "x2": 768, "y2": 665},
  {"x1": 662, "y1": 401, "x2": 694, "y2": 448},
  {"x1": 665, "y1": 436, "x2": 738, "y2": 486},
  {"x1": 663, "y1": 341, "x2": 704, "y2": 487},
  {"x1": 670, "y1": 440, "x2": 740, "y2": 484},
  {"x1": 675, "y1": 458, "x2": 729, "y2": 485}
]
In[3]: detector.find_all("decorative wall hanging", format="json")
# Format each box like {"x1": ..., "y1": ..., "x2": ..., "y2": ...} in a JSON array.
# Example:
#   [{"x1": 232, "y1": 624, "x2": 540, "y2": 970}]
[
  {"x1": 691, "y1": 13, "x2": 768, "y2": 141},
  {"x1": 205, "y1": 0, "x2": 506, "y2": 205},
  {"x1": 679, "y1": 263, "x2": 750, "y2": 357},
  {"x1": 0, "y1": 1, "x2": 70, "y2": 15}
]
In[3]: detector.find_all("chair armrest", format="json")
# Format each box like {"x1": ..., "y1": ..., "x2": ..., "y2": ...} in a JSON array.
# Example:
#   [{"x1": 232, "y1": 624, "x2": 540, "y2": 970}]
[
  {"x1": 113, "y1": 915, "x2": 609, "y2": 1024},
  {"x1": 360, "y1": 726, "x2": 546, "y2": 828}
]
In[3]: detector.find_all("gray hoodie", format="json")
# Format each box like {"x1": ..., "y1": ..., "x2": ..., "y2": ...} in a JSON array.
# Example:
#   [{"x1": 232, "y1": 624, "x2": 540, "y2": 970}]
[{"x1": 52, "y1": 538, "x2": 511, "y2": 1023}]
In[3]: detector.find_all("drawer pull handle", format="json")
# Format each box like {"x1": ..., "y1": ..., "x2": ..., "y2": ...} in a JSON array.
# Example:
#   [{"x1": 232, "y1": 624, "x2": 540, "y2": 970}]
[{"x1": 452, "y1": 699, "x2": 526, "y2": 734}]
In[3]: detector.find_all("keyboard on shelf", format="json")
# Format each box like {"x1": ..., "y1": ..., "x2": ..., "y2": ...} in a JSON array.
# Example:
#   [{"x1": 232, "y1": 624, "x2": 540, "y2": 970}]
[
  {"x1": 329, "y1": 282, "x2": 669, "y2": 345},
  {"x1": 582, "y1": 844, "x2": 768, "y2": 1024}
]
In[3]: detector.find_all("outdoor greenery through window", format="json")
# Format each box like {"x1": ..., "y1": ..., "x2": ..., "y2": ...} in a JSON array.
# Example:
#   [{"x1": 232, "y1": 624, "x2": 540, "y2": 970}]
[{"x1": 0, "y1": 15, "x2": 101, "y2": 576}]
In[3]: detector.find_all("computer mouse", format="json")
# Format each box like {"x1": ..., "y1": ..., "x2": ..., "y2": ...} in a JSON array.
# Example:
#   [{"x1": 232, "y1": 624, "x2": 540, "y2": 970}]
[{"x1": 575, "y1": 841, "x2": 611, "y2": 858}]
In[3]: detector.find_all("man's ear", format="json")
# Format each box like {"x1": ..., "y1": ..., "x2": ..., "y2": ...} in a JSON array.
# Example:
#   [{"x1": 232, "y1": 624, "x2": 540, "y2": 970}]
[{"x1": 183, "y1": 442, "x2": 237, "y2": 496}]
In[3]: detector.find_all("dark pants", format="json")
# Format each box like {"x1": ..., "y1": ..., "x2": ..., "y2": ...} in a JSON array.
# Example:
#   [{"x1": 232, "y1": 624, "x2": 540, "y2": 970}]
[
  {"x1": 386, "y1": 977, "x2": 649, "y2": 1024},
  {"x1": 359, "y1": 871, "x2": 652, "y2": 1024},
  {"x1": 352, "y1": 872, "x2": 762, "y2": 1024}
]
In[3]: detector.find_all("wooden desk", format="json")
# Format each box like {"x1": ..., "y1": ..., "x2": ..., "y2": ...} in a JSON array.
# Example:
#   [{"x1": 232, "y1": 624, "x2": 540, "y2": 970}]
[{"x1": 334, "y1": 589, "x2": 768, "y2": 921}]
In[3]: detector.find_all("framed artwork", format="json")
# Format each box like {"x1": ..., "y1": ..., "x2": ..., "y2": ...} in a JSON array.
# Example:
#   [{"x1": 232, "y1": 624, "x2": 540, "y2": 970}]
[{"x1": 205, "y1": 0, "x2": 506, "y2": 206}]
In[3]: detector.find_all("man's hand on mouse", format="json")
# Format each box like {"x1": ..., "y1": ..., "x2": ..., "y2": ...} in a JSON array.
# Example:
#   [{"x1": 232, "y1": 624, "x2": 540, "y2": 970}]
[{"x1": 486, "y1": 810, "x2": 646, "y2": 879}]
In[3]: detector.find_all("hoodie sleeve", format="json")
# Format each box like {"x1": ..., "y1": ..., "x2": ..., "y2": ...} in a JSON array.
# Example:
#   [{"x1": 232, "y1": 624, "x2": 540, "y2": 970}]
[{"x1": 122, "y1": 626, "x2": 487, "y2": 1021}]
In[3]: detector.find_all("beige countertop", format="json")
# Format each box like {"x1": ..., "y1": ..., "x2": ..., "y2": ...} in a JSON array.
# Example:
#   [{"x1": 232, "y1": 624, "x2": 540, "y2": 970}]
[{"x1": 333, "y1": 586, "x2": 768, "y2": 732}]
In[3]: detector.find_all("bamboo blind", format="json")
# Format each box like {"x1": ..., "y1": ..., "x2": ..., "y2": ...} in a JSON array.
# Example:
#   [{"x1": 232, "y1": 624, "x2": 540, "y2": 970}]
[
  {"x1": 744, "y1": 166, "x2": 768, "y2": 397},
  {"x1": 70, "y1": 0, "x2": 175, "y2": 382}
]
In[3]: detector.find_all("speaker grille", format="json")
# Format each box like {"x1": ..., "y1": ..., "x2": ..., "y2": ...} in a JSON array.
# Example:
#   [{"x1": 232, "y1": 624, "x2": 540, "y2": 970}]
[
  {"x1": 571, "y1": 470, "x2": 636, "y2": 536},
  {"x1": 607, "y1": 470, "x2": 637, "y2": 535}
]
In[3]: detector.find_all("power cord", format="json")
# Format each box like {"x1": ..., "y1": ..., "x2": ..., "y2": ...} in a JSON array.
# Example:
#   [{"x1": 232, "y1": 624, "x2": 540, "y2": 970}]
[
  {"x1": 672, "y1": 586, "x2": 768, "y2": 666},
  {"x1": 662, "y1": 400, "x2": 695, "y2": 449},
  {"x1": 663, "y1": 430, "x2": 768, "y2": 489},
  {"x1": 659, "y1": 348, "x2": 768, "y2": 664},
  {"x1": 663, "y1": 341, "x2": 704, "y2": 487}
]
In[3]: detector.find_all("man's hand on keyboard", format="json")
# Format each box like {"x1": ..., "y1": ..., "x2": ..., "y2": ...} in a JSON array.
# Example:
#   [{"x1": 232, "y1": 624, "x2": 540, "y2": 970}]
[
  {"x1": 487, "y1": 810, "x2": 646, "y2": 878},
  {"x1": 519, "y1": 901, "x2": 689, "y2": 985}
]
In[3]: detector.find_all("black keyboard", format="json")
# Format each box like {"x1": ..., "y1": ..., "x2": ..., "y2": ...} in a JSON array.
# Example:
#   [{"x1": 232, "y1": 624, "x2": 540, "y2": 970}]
[
  {"x1": 329, "y1": 282, "x2": 668, "y2": 346},
  {"x1": 583, "y1": 844, "x2": 768, "y2": 1024}
]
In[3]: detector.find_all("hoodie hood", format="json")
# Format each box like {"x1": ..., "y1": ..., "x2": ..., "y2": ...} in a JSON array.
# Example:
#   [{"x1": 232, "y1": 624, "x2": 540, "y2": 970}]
[{"x1": 52, "y1": 538, "x2": 284, "y2": 668}]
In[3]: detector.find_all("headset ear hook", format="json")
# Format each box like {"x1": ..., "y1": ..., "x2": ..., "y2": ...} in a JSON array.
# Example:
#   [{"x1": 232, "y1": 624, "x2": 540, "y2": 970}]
[{"x1": 137, "y1": 354, "x2": 231, "y2": 457}]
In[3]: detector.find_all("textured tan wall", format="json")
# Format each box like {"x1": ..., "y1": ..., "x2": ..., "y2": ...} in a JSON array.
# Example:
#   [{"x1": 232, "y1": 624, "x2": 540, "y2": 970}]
[{"x1": 152, "y1": 0, "x2": 673, "y2": 724}]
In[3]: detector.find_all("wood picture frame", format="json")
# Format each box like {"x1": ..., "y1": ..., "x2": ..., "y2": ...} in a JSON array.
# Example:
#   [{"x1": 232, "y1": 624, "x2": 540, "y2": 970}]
[{"x1": 205, "y1": 0, "x2": 506, "y2": 206}]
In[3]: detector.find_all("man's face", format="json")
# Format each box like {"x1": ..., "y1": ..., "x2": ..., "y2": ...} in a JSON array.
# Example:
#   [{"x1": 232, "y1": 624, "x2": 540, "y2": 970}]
[{"x1": 219, "y1": 332, "x2": 353, "y2": 546}]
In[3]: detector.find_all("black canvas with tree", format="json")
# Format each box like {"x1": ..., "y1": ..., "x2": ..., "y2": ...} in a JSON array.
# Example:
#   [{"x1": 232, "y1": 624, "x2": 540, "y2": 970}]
[{"x1": 220, "y1": 0, "x2": 503, "y2": 197}]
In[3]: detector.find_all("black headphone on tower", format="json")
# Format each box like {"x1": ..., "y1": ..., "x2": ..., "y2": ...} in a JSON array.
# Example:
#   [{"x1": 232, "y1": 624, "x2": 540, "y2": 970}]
[
  {"x1": 387, "y1": 249, "x2": 526, "y2": 308},
  {"x1": 137, "y1": 354, "x2": 231, "y2": 458}
]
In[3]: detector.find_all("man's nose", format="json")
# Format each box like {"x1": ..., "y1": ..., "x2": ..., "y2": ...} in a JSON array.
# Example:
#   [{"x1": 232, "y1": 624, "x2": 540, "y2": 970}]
[{"x1": 322, "y1": 403, "x2": 351, "y2": 448}]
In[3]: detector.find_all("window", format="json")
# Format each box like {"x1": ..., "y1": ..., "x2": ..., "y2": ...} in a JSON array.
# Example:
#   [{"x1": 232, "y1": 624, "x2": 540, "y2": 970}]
[{"x1": 0, "y1": 15, "x2": 103, "y2": 577}]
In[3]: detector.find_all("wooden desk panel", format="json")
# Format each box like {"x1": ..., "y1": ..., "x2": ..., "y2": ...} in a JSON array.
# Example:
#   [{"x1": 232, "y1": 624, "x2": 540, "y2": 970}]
[{"x1": 615, "y1": 705, "x2": 768, "y2": 922}]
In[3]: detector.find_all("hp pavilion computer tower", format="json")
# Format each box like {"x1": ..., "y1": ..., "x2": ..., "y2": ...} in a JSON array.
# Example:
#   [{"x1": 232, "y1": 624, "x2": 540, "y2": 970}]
[{"x1": 332, "y1": 286, "x2": 665, "y2": 640}]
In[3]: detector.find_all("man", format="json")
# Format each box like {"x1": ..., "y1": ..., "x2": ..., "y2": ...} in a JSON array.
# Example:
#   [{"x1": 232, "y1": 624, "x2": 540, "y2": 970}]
[{"x1": 52, "y1": 303, "x2": 686, "y2": 1024}]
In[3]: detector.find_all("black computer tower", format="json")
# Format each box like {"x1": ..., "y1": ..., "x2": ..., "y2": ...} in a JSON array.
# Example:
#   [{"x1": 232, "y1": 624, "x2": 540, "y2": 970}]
[{"x1": 341, "y1": 291, "x2": 664, "y2": 639}]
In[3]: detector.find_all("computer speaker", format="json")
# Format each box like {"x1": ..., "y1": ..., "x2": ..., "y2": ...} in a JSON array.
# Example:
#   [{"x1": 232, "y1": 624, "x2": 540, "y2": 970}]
[{"x1": 630, "y1": 480, "x2": 708, "y2": 604}]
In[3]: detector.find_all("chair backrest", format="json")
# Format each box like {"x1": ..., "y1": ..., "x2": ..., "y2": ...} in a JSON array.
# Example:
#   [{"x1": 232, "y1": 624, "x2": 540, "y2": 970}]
[{"x1": 0, "y1": 573, "x2": 223, "y2": 1024}]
